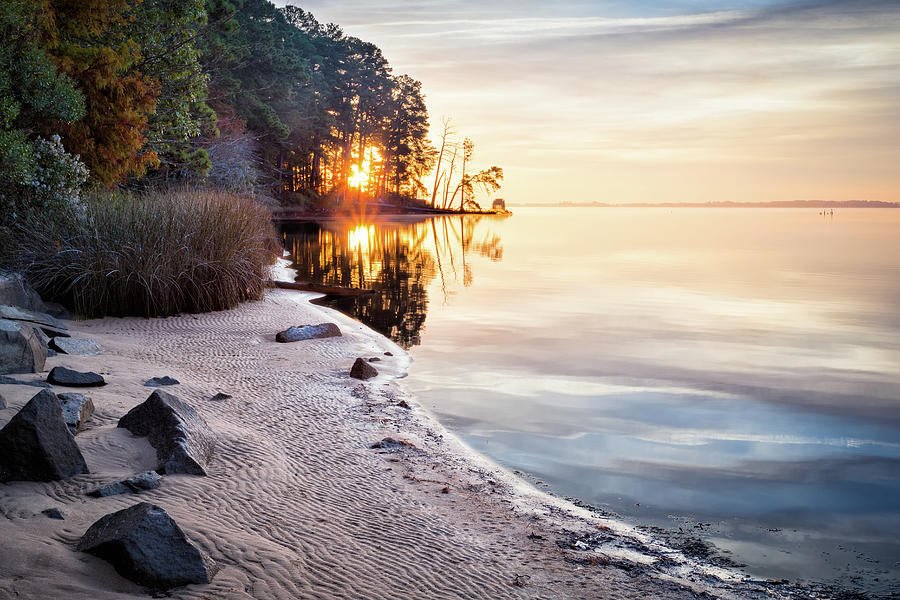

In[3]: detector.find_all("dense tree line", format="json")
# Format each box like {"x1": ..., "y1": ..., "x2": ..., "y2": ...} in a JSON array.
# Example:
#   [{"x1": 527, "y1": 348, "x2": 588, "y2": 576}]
[{"x1": 1, "y1": 0, "x2": 445, "y2": 218}]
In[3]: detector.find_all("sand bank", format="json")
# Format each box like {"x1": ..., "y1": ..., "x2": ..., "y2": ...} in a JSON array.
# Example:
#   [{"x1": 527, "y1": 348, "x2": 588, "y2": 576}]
[{"x1": 0, "y1": 284, "x2": 812, "y2": 599}]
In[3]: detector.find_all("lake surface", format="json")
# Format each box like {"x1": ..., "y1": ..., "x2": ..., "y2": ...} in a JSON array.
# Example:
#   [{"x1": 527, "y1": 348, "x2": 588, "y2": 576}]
[{"x1": 281, "y1": 208, "x2": 900, "y2": 596}]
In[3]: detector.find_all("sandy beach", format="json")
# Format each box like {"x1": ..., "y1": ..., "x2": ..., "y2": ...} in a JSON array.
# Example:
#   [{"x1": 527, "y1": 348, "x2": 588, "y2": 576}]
[{"x1": 0, "y1": 283, "x2": 819, "y2": 599}]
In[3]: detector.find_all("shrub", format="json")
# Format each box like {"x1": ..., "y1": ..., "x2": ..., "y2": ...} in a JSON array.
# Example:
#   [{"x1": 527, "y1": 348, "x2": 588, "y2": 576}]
[{"x1": 9, "y1": 190, "x2": 278, "y2": 318}]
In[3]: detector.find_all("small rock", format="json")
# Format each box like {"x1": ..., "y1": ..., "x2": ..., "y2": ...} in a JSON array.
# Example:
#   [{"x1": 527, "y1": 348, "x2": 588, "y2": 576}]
[
  {"x1": 0, "y1": 389, "x2": 90, "y2": 482},
  {"x1": 370, "y1": 437, "x2": 415, "y2": 450},
  {"x1": 87, "y1": 471, "x2": 162, "y2": 497},
  {"x1": 42, "y1": 508, "x2": 66, "y2": 520},
  {"x1": 397, "y1": 400, "x2": 411, "y2": 410},
  {"x1": 144, "y1": 376, "x2": 180, "y2": 387},
  {"x1": 384, "y1": 351, "x2": 393, "y2": 356},
  {"x1": 77, "y1": 502, "x2": 219, "y2": 588},
  {"x1": 50, "y1": 337, "x2": 102, "y2": 356},
  {"x1": 350, "y1": 358, "x2": 378, "y2": 380},
  {"x1": 368, "y1": 357, "x2": 381, "y2": 362},
  {"x1": 0, "y1": 319, "x2": 46, "y2": 374},
  {"x1": 47, "y1": 366, "x2": 105, "y2": 387},
  {"x1": 441, "y1": 486, "x2": 450, "y2": 494},
  {"x1": 118, "y1": 390, "x2": 215, "y2": 476},
  {"x1": 57, "y1": 392, "x2": 94, "y2": 435},
  {"x1": 275, "y1": 323, "x2": 341, "y2": 343},
  {"x1": 209, "y1": 393, "x2": 232, "y2": 402}
]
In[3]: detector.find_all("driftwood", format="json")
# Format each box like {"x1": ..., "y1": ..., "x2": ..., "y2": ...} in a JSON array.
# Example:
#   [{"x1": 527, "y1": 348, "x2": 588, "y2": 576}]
[{"x1": 267, "y1": 280, "x2": 377, "y2": 297}]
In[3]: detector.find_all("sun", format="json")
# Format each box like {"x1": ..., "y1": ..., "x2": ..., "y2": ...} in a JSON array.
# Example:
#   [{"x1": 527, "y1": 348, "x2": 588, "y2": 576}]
[{"x1": 349, "y1": 162, "x2": 369, "y2": 188}]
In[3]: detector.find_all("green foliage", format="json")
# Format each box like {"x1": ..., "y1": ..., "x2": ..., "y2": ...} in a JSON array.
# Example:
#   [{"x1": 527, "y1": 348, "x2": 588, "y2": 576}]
[
  {"x1": 0, "y1": 0, "x2": 88, "y2": 223},
  {"x1": 10, "y1": 189, "x2": 278, "y2": 317},
  {"x1": 132, "y1": 0, "x2": 217, "y2": 177}
]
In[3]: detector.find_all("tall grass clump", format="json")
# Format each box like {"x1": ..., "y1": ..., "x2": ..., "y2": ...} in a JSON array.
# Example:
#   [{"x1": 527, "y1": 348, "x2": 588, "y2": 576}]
[{"x1": 10, "y1": 189, "x2": 278, "y2": 318}]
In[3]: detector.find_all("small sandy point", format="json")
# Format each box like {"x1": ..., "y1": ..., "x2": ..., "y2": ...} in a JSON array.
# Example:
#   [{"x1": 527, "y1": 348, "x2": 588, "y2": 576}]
[{"x1": 0, "y1": 284, "x2": 804, "y2": 599}]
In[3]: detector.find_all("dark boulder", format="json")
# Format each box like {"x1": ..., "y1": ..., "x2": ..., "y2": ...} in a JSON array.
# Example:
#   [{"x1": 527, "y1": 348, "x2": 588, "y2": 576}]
[
  {"x1": 118, "y1": 390, "x2": 215, "y2": 476},
  {"x1": 0, "y1": 389, "x2": 89, "y2": 482},
  {"x1": 0, "y1": 319, "x2": 46, "y2": 374},
  {"x1": 47, "y1": 366, "x2": 106, "y2": 387},
  {"x1": 144, "y1": 376, "x2": 179, "y2": 387},
  {"x1": 350, "y1": 357, "x2": 378, "y2": 380},
  {"x1": 209, "y1": 392, "x2": 232, "y2": 402},
  {"x1": 77, "y1": 502, "x2": 219, "y2": 588},
  {"x1": 50, "y1": 337, "x2": 102, "y2": 356},
  {"x1": 87, "y1": 471, "x2": 162, "y2": 498},
  {"x1": 0, "y1": 273, "x2": 48, "y2": 312},
  {"x1": 57, "y1": 392, "x2": 95, "y2": 435},
  {"x1": 275, "y1": 323, "x2": 341, "y2": 343}
]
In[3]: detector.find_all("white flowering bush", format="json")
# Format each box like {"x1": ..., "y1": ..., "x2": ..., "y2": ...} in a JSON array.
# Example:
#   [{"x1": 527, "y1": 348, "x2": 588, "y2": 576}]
[{"x1": 0, "y1": 134, "x2": 88, "y2": 222}]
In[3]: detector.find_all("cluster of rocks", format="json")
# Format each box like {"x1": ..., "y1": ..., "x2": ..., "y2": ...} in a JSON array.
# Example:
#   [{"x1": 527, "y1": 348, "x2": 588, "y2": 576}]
[
  {"x1": 0, "y1": 274, "x2": 103, "y2": 374},
  {"x1": 1, "y1": 275, "x2": 219, "y2": 591}
]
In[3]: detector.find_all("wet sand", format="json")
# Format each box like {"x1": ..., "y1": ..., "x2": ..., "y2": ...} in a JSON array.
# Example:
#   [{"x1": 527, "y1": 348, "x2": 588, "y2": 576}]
[{"x1": 0, "y1": 286, "x2": 816, "y2": 599}]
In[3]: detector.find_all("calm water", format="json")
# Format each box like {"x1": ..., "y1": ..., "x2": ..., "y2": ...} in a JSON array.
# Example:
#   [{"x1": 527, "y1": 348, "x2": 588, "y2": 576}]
[{"x1": 282, "y1": 208, "x2": 900, "y2": 595}]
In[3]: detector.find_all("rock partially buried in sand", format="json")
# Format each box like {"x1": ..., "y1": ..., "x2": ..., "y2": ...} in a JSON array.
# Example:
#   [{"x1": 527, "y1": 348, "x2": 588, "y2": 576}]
[
  {"x1": 370, "y1": 437, "x2": 415, "y2": 451},
  {"x1": 47, "y1": 366, "x2": 105, "y2": 387},
  {"x1": 209, "y1": 392, "x2": 232, "y2": 402},
  {"x1": 50, "y1": 336, "x2": 102, "y2": 356},
  {"x1": 0, "y1": 375, "x2": 52, "y2": 388},
  {"x1": 77, "y1": 502, "x2": 219, "y2": 588},
  {"x1": 42, "y1": 507, "x2": 66, "y2": 520},
  {"x1": 350, "y1": 357, "x2": 378, "y2": 380},
  {"x1": 275, "y1": 323, "x2": 341, "y2": 343},
  {"x1": 57, "y1": 392, "x2": 94, "y2": 435},
  {"x1": 144, "y1": 376, "x2": 180, "y2": 387},
  {"x1": 87, "y1": 471, "x2": 162, "y2": 497},
  {"x1": 0, "y1": 319, "x2": 46, "y2": 374},
  {"x1": 118, "y1": 390, "x2": 215, "y2": 476},
  {"x1": 0, "y1": 389, "x2": 89, "y2": 482}
]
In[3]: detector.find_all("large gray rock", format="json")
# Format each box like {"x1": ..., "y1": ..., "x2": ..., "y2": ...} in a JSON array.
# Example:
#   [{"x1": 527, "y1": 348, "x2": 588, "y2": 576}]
[
  {"x1": 0, "y1": 319, "x2": 46, "y2": 374},
  {"x1": 0, "y1": 273, "x2": 48, "y2": 313},
  {"x1": 50, "y1": 337, "x2": 102, "y2": 356},
  {"x1": 0, "y1": 389, "x2": 89, "y2": 482},
  {"x1": 350, "y1": 357, "x2": 378, "y2": 380},
  {"x1": 87, "y1": 471, "x2": 162, "y2": 497},
  {"x1": 275, "y1": 323, "x2": 341, "y2": 343},
  {"x1": 77, "y1": 502, "x2": 219, "y2": 588},
  {"x1": 57, "y1": 392, "x2": 95, "y2": 435},
  {"x1": 118, "y1": 390, "x2": 215, "y2": 476},
  {"x1": 47, "y1": 366, "x2": 106, "y2": 387},
  {"x1": 0, "y1": 304, "x2": 67, "y2": 333}
]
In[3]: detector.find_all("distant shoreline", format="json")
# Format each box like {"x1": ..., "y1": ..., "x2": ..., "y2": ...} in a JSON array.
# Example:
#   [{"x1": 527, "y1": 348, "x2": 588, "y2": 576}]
[{"x1": 521, "y1": 200, "x2": 899, "y2": 208}]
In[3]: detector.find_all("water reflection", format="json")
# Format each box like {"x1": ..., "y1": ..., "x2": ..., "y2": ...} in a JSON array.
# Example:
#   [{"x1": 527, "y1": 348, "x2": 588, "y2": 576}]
[{"x1": 280, "y1": 216, "x2": 505, "y2": 348}]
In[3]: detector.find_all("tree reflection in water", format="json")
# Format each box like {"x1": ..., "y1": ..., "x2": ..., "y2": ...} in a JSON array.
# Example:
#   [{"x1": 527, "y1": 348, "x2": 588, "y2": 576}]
[{"x1": 280, "y1": 215, "x2": 504, "y2": 349}]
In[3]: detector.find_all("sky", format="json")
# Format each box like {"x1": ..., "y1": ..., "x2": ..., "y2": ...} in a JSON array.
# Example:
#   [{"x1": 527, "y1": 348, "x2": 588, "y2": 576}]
[{"x1": 275, "y1": 1, "x2": 900, "y2": 205}]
